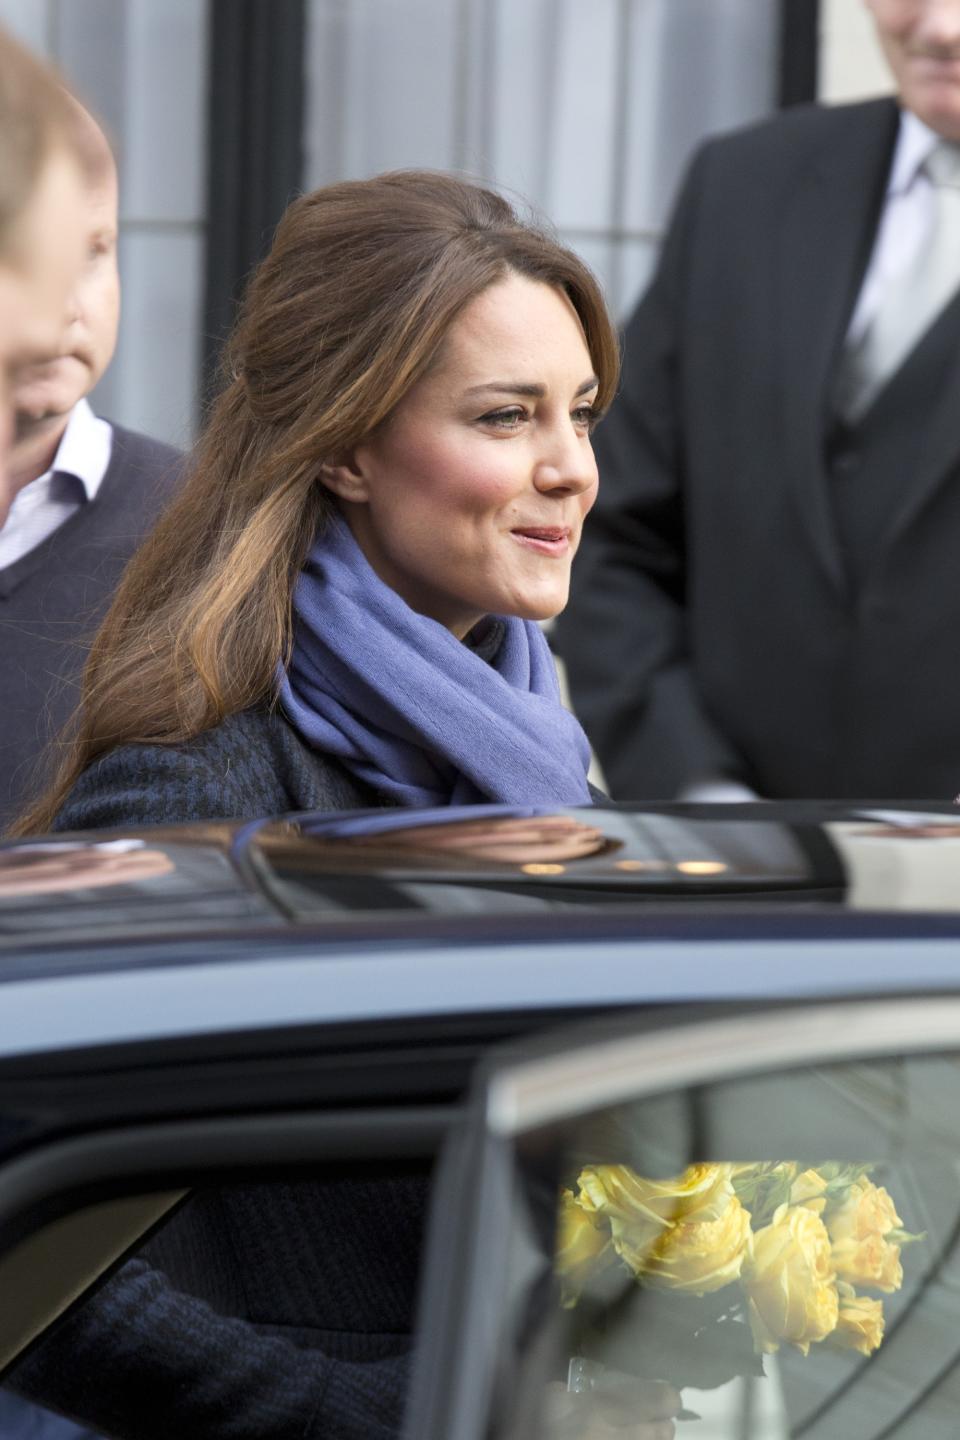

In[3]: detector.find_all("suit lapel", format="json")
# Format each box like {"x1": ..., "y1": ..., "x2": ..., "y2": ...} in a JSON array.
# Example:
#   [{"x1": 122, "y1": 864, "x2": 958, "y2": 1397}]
[
  {"x1": 777, "y1": 100, "x2": 899, "y2": 593},
  {"x1": 880, "y1": 287, "x2": 960, "y2": 552}
]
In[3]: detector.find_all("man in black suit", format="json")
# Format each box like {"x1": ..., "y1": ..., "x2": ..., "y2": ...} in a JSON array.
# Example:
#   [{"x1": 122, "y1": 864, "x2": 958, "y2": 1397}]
[{"x1": 556, "y1": 0, "x2": 960, "y2": 802}]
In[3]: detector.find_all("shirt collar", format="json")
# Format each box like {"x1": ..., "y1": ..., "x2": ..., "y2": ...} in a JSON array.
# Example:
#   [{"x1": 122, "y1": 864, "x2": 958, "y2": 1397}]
[
  {"x1": 887, "y1": 110, "x2": 944, "y2": 196},
  {"x1": 50, "y1": 398, "x2": 113, "y2": 501}
]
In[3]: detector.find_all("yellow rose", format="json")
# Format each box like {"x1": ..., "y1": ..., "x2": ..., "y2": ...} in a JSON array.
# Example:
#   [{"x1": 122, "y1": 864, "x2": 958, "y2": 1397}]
[
  {"x1": 829, "y1": 1177, "x2": 901, "y2": 1239},
  {"x1": 555, "y1": 1189, "x2": 613, "y2": 1304},
  {"x1": 576, "y1": 1163, "x2": 735, "y2": 1228},
  {"x1": 826, "y1": 1178, "x2": 903, "y2": 1293},
  {"x1": 790, "y1": 1168, "x2": 828, "y2": 1215},
  {"x1": 744, "y1": 1205, "x2": 839, "y2": 1355},
  {"x1": 624, "y1": 1193, "x2": 753, "y2": 1294},
  {"x1": 829, "y1": 1232, "x2": 903, "y2": 1292},
  {"x1": 827, "y1": 1292, "x2": 885, "y2": 1356},
  {"x1": 575, "y1": 1164, "x2": 750, "y2": 1294}
]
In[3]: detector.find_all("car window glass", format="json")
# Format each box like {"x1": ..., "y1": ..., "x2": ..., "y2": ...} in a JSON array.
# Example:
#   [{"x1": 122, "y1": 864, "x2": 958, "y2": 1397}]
[{"x1": 478, "y1": 1052, "x2": 960, "y2": 1439}]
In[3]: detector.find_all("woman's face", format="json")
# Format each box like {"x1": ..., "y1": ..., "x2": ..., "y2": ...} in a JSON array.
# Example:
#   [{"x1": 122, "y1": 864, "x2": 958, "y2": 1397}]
[{"x1": 335, "y1": 272, "x2": 600, "y2": 639}]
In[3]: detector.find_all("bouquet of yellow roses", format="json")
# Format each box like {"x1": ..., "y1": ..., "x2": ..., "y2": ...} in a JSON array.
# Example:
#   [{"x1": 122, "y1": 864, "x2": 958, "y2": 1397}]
[{"x1": 556, "y1": 1161, "x2": 923, "y2": 1393}]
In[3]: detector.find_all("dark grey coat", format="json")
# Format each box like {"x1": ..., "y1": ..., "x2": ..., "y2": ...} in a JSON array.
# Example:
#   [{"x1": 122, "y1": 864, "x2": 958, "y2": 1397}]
[{"x1": 53, "y1": 704, "x2": 382, "y2": 832}]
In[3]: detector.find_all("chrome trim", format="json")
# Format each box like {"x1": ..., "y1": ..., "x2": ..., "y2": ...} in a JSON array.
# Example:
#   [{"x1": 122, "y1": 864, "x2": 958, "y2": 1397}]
[
  {"x1": 3, "y1": 938, "x2": 960, "y2": 1059},
  {"x1": 485, "y1": 996, "x2": 960, "y2": 1135}
]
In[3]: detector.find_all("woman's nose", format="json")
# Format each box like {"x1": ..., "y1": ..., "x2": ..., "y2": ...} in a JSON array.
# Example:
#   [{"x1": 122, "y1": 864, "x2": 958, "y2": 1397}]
[{"x1": 532, "y1": 426, "x2": 597, "y2": 496}]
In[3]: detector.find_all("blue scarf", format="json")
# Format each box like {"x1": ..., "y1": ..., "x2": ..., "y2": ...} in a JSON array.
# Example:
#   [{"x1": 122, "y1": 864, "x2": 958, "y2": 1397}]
[{"x1": 277, "y1": 517, "x2": 593, "y2": 807}]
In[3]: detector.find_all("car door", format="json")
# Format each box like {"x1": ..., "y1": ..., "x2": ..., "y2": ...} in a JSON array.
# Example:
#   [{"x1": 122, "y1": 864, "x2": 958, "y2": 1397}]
[
  {"x1": 406, "y1": 996, "x2": 960, "y2": 1440},
  {"x1": 0, "y1": 999, "x2": 460, "y2": 1433}
]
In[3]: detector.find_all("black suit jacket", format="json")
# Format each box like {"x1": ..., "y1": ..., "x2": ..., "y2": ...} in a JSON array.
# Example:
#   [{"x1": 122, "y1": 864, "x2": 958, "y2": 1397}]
[{"x1": 556, "y1": 98, "x2": 960, "y2": 801}]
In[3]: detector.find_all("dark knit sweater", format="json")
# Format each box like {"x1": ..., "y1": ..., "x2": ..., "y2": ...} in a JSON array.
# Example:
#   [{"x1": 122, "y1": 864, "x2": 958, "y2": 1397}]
[
  {"x1": 0, "y1": 423, "x2": 182, "y2": 832},
  {"x1": 11, "y1": 707, "x2": 417, "y2": 1440},
  {"x1": 11, "y1": 1180, "x2": 425, "y2": 1440}
]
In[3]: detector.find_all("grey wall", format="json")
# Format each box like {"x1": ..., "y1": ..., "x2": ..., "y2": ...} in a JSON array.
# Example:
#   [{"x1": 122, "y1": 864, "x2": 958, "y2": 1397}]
[
  {"x1": 1, "y1": 0, "x2": 781, "y2": 445},
  {"x1": 0, "y1": 0, "x2": 208, "y2": 448},
  {"x1": 304, "y1": 0, "x2": 780, "y2": 322}
]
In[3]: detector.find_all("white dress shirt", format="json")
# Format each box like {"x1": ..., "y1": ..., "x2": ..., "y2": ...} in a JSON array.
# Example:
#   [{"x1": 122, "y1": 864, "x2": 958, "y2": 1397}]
[
  {"x1": 846, "y1": 110, "x2": 945, "y2": 346},
  {"x1": 0, "y1": 399, "x2": 113, "y2": 570}
]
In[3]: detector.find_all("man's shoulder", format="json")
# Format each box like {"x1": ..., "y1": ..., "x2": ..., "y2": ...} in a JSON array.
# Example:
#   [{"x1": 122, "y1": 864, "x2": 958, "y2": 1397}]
[
  {"x1": 105, "y1": 421, "x2": 184, "y2": 481},
  {"x1": 93, "y1": 421, "x2": 186, "y2": 526},
  {"x1": 697, "y1": 96, "x2": 898, "y2": 173}
]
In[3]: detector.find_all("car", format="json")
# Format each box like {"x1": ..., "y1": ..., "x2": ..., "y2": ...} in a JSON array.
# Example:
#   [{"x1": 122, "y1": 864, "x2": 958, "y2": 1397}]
[{"x1": 2, "y1": 798, "x2": 960, "y2": 1438}]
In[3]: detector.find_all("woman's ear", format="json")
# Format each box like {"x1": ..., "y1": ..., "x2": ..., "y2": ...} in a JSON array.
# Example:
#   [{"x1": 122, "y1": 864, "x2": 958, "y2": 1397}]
[{"x1": 317, "y1": 452, "x2": 371, "y2": 503}]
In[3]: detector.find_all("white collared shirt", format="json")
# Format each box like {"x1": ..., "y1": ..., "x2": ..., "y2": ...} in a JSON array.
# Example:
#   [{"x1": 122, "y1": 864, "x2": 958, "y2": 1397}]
[
  {"x1": 846, "y1": 110, "x2": 945, "y2": 346},
  {"x1": 0, "y1": 400, "x2": 113, "y2": 570}
]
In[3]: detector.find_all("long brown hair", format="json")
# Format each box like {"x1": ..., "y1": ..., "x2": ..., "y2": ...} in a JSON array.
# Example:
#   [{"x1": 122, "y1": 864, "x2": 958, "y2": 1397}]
[{"x1": 16, "y1": 169, "x2": 619, "y2": 835}]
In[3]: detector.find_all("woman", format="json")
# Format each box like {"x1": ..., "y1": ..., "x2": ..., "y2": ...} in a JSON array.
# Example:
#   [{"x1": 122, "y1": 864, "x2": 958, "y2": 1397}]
[
  {"x1": 18, "y1": 168, "x2": 618, "y2": 838},
  {"x1": 11, "y1": 173, "x2": 679, "y2": 1440}
]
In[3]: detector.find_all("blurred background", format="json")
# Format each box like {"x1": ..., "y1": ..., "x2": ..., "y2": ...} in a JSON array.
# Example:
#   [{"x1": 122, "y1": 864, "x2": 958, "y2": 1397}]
[{"x1": 0, "y1": 0, "x2": 890, "y2": 450}]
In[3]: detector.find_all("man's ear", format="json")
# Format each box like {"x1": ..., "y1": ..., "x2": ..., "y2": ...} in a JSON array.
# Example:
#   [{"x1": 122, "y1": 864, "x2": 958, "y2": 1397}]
[{"x1": 317, "y1": 451, "x2": 371, "y2": 503}]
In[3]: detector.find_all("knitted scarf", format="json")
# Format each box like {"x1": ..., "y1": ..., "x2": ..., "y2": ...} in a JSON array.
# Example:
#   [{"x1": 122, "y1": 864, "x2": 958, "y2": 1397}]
[{"x1": 277, "y1": 517, "x2": 593, "y2": 807}]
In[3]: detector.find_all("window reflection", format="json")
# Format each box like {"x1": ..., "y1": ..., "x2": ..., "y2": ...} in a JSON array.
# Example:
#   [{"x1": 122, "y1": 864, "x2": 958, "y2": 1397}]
[{"x1": 492, "y1": 1056, "x2": 960, "y2": 1439}]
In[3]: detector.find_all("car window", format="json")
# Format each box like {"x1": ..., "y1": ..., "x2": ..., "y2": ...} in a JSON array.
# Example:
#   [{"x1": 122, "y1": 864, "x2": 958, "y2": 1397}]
[
  {"x1": 0, "y1": 1190, "x2": 184, "y2": 1369},
  {"x1": 409, "y1": 1004, "x2": 960, "y2": 1440}
]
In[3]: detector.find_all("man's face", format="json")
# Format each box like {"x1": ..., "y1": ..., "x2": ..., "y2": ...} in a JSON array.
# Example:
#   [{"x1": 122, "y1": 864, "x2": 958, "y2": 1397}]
[
  {"x1": 0, "y1": 146, "x2": 88, "y2": 458},
  {"x1": 867, "y1": 0, "x2": 960, "y2": 140},
  {"x1": 11, "y1": 164, "x2": 120, "y2": 426}
]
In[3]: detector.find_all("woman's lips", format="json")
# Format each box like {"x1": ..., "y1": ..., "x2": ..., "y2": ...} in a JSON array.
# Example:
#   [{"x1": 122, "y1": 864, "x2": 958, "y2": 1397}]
[{"x1": 510, "y1": 526, "x2": 572, "y2": 557}]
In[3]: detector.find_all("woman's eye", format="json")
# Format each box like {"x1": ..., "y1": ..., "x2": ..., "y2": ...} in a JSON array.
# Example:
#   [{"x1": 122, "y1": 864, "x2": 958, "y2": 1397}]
[
  {"x1": 479, "y1": 407, "x2": 527, "y2": 429},
  {"x1": 572, "y1": 403, "x2": 598, "y2": 430}
]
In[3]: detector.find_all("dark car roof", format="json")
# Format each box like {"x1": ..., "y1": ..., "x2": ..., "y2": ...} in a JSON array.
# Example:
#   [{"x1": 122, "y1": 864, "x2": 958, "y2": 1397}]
[
  {"x1": 3, "y1": 798, "x2": 960, "y2": 945},
  {"x1": 2, "y1": 801, "x2": 960, "y2": 1063}
]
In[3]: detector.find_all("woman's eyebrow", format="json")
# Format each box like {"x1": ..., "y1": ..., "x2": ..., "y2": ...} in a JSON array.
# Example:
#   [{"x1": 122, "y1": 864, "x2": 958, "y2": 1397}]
[{"x1": 463, "y1": 376, "x2": 599, "y2": 399}]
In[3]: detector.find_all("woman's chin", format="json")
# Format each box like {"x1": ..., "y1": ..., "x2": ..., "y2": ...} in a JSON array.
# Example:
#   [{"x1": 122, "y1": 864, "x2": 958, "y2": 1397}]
[
  {"x1": 518, "y1": 584, "x2": 569, "y2": 624},
  {"x1": 506, "y1": 590, "x2": 571, "y2": 624}
]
